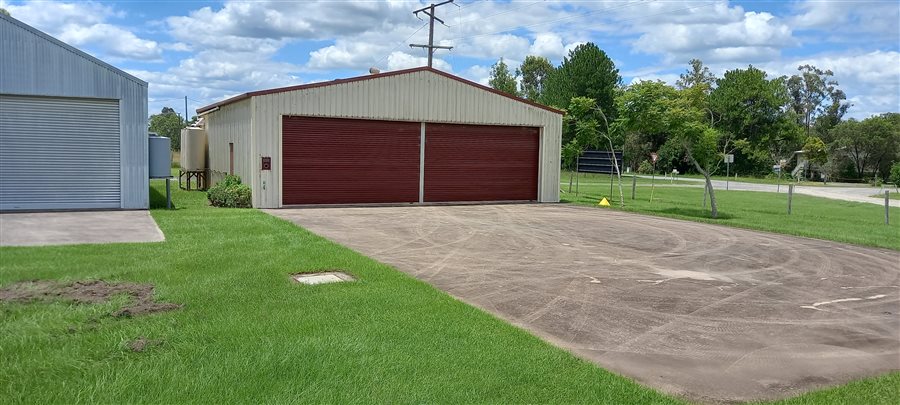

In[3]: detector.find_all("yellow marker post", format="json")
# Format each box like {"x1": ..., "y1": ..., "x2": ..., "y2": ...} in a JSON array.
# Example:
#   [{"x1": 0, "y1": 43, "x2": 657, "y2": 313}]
[{"x1": 598, "y1": 197, "x2": 611, "y2": 207}]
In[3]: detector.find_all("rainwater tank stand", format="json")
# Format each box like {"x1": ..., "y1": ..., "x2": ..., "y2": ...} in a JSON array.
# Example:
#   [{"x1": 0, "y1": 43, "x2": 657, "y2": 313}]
[{"x1": 178, "y1": 169, "x2": 208, "y2": 191}]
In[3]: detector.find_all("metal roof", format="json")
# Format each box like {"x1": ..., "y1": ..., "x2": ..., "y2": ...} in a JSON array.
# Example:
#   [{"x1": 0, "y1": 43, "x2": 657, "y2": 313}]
[{"x1": 196, "y1": 67, "x2": 562, "y2": 115}]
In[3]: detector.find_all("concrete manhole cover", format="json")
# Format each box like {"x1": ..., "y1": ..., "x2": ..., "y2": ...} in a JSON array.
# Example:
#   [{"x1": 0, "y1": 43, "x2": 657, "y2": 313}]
[{"x1": 291, "y1": 271, "x2": 355, "y2": 285}]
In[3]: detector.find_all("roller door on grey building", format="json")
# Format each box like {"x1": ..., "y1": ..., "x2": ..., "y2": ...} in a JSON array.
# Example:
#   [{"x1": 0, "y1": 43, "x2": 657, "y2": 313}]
[{"x1": 0, "y1": 95, "x2": 121, "y2": 210}]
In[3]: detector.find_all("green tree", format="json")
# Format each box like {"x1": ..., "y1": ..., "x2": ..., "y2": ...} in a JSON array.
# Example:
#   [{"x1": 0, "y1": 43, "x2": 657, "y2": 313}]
[
  {"x1": 675, "y1": 59, "x2": 715, "y2": 92},
  {"x1": 149, "y1": 107, "x2": 186, "y2": 151},
  {"x1": 0, "y1": 8, "x2": 10, "y2": 16},
  {"x1": 829, "y1": 114, "x2": 900, "y2": 180},
  {"x1": 616, "y1": 80, "x2": 680, "y2": 170},
  {"x1": 543, "y1": 43, "x2": 621, "y2": 116},
  {"x1": 561, "y1": 97, "x2": 602, "y2": 192},
  {"x1": 516, "y1": 55, "x2": 554, "y2": 102},
  {"x1": 802, "y1": 136, "x2": 828, "y2": 180},
  {"x1": 488, "y1": 58, "x2": 519, "y2": 96},
  {"x1": 889, "y1": 161, "x2": 900, "y2": 185},
  {"x1": 786, "y1": 64, "x2": 850, "y2": 137},
  {"x1": 710, "y1": 65, "x2": 802, "y2": 175},
  {"x1": 664, "y1": 86, "x2": 723, "y2": 218},
  {"x1": 871, "y1": 113, "x2": 900, "y2": 180},
  {"x1": 561, "y1": 96, "x2": 624, "y2": 205}
]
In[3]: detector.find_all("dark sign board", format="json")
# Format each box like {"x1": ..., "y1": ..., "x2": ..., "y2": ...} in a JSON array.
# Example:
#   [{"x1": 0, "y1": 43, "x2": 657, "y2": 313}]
[{"x1": 577, "y1": 150, "x2": 624, "y2": 174}]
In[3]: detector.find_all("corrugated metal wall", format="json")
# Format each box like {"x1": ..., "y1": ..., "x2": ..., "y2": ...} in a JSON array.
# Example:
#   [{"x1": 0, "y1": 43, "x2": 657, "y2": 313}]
[
  {"x1": 243, "y1": 70, "x2": 561, "y2": 208},
  {"x1": 0, "y1": 14, "x2": 148, "y2": 209},
  {"x1": 204, "y1": 99, "x2": 252, "y2": 186},
  {"x1": 0, "y1": 96, "x2": 121, "y2": 210}
]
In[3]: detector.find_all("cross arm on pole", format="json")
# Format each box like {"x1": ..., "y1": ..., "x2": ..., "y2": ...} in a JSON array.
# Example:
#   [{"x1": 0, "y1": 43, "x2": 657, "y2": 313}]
[
  {"x1": 410, "y1": 44, "x2": 453, "y2": 50},
  {"x1": 412, "y1": 0, "x2": 454, "y2": 14}
]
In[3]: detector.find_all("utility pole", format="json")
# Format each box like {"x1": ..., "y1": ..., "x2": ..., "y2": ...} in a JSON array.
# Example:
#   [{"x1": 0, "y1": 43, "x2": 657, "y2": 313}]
[{"x1": 410, "y1": 0, "x2": 455, "y2": 68}]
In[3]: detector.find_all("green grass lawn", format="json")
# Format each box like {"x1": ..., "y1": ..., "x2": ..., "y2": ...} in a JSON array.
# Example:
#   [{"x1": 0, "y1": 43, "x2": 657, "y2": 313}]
[
  {"x1": 1, "y1": 181, "x2": 897, "y2": 404},
  {"x1": 761, "y1": 372, "x2": 900, "y2": 405},
  {"x1": 562, "y1": 170, "x2": 696, "y2": 188},
  {"x1": 674, "y1": 172, "x2": 877, "y2": 188},
  {"x1": 561, "y1": 174, "x2": 900, "y2": 250},
  {"x1": 0, "y1": 181, "x2": 681, "y2": 404}
]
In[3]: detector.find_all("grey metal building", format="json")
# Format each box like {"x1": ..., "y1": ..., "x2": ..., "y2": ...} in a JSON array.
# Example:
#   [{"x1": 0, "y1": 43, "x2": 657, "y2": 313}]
[{"x1": 0, "y1": 14, "x2": 148, "y2": 211}]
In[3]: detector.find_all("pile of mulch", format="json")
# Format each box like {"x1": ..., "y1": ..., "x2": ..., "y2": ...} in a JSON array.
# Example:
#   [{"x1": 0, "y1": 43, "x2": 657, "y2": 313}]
[{"x1": 0, "y1": 279, "x2": 181, "y2": 317}]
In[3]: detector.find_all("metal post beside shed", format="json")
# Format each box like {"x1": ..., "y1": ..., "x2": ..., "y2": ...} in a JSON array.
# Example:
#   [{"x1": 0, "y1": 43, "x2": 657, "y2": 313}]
[
  {"x1": 631, "y1": 174, "x2": 637, "y2": 200},
  {"x1": 787, "y1": 184, "x2": 794, "y2": 215}
]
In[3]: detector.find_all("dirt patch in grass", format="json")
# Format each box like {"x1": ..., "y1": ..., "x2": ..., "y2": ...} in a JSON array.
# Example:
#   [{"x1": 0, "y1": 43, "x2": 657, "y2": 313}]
[
  {"x1": 0, "y1": 280, "x2": 181, "y2": 317},
  {"x1": 128, "y1": 336, "x2": 164, "y2": 352}
]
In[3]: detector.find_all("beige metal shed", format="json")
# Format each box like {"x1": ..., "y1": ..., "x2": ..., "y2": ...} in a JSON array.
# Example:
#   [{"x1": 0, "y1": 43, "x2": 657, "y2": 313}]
[{"x1": 197, "y1": 67, "x2": 562, "y2": 208}]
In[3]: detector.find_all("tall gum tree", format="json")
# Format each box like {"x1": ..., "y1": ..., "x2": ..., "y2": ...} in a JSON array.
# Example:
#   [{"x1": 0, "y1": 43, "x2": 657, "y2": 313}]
[
  {"x1": 786, "y1": 65, "x2": 850, "y2": 138},
  {"x1": 488, "y1": 58, "x2": 519, "y2": 96},
  {"x1": 516, "y1": 55, "x2": 554, "y2": 102}
]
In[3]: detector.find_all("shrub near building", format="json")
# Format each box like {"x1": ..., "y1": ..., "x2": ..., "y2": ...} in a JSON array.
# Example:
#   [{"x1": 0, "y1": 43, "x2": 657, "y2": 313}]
[{"x1": 207, "y1": 175, "x2": 252, "y2": 208}]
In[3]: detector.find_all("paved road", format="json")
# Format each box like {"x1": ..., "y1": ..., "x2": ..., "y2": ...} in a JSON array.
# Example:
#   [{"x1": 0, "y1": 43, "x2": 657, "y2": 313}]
[
  {"x1": 636, "y1": 175, "x2": 900, "y2": 207},
  {"x1": 268, "y1": 204, "x2": 900, "y2": 404}
]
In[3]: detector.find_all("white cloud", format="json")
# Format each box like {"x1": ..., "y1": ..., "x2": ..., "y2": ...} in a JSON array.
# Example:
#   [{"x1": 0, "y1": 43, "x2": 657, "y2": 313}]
[
  {"x1": 627, "y1": 73, "x2": 680, "y2": 86},
  {"x1": 448, "y1": 34, "x2": 531, "y2": 60},
  {"x1": 130, "y1": 45, "x2": 305, "y2": 115},
  {"x1": 756, "y1": 50, "x2": 900, "y2": 119},
  {"x1": 633, "y1": 11, "x2": 794, "y2": 63},
  {"x1": 8, "y1": 0, "x2": 892, "y2": 121},
  {"x1": 166, "y1": 1, "x2": 410, "y2": 51},
  {"x1": 529, "y1": 33, "x2": 565, "y2": 59},
  {"x1": 462, "y1": 65, "x2": 492, "y2": 86},
  {"x1": 1, "y1": 0, "x2": 161, "y2": 61},
  {"x1": 0, "y1": 0, "x2": 113, "y2": 27},
  {"x1": 790, "y1": 0, "x2": 899, "y2": 40},
  {"x1": 307, "y1": 41, "x2": 387, "y2": 70},
  {"x1": 57, "y1": 23, "x2": 160, "y2": 61},
  {"x1": 386, "y1": 51, "x2": 451, "y2": 72},
  {"x1": 161, "y1": 42, "x2": 192, "y2": 52}
]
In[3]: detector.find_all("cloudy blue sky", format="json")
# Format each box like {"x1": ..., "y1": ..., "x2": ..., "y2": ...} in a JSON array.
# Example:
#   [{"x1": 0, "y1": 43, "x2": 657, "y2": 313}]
[{"x1": 2, "y1": 0, "x2": 898, "y2": 119}]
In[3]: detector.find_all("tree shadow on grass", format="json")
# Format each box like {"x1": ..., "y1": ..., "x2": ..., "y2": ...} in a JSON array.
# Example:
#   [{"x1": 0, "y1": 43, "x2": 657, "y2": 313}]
[{"x1": 657, "y1": 207, "x2": 735, "y2": 220}]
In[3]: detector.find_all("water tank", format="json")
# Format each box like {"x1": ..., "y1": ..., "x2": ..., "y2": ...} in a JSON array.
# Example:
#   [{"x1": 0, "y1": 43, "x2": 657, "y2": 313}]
[
  {"x1": 180, "y1": 127, "x2": 208, "y2": 171},
  {"x1": 149, "y1": 135, "x2": 172, "y2": 178}
]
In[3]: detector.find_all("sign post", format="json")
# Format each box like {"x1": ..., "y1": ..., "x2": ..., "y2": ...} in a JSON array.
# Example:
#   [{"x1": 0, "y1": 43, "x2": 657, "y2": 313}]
[
  {"x1": 724, "y1": 154, "x2": 734, "y2": 190},
  {"x1": 774, "y1": 163, "x2": 783, "y2": 193},
  {"x1": 650, "y1": 152, "x2": 658, "y2": 203}
]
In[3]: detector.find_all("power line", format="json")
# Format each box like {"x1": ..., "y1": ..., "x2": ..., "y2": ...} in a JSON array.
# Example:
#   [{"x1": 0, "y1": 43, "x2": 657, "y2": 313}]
[
  {"x1": 451, "y1": 0, "x2": 653, "y2": 41},
  {"x1": 452, "y1": 0, "x2": 546, "y2": 28},
  {"x1": 456, "y1": 0, "x2": 488, "y2": 11},
  {"x1": 375, "y1": 21, "x2": 430, "y2": 68}
]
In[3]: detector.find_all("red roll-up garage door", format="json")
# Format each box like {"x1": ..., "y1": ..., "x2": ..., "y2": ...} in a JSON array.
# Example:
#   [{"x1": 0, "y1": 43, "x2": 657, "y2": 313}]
[
  {"x1": 282, "y1": 116, "x2": 420, "y2": 205},
  {"x1": 424, "y1": 123, "x2": 539, "y2": 202}
]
